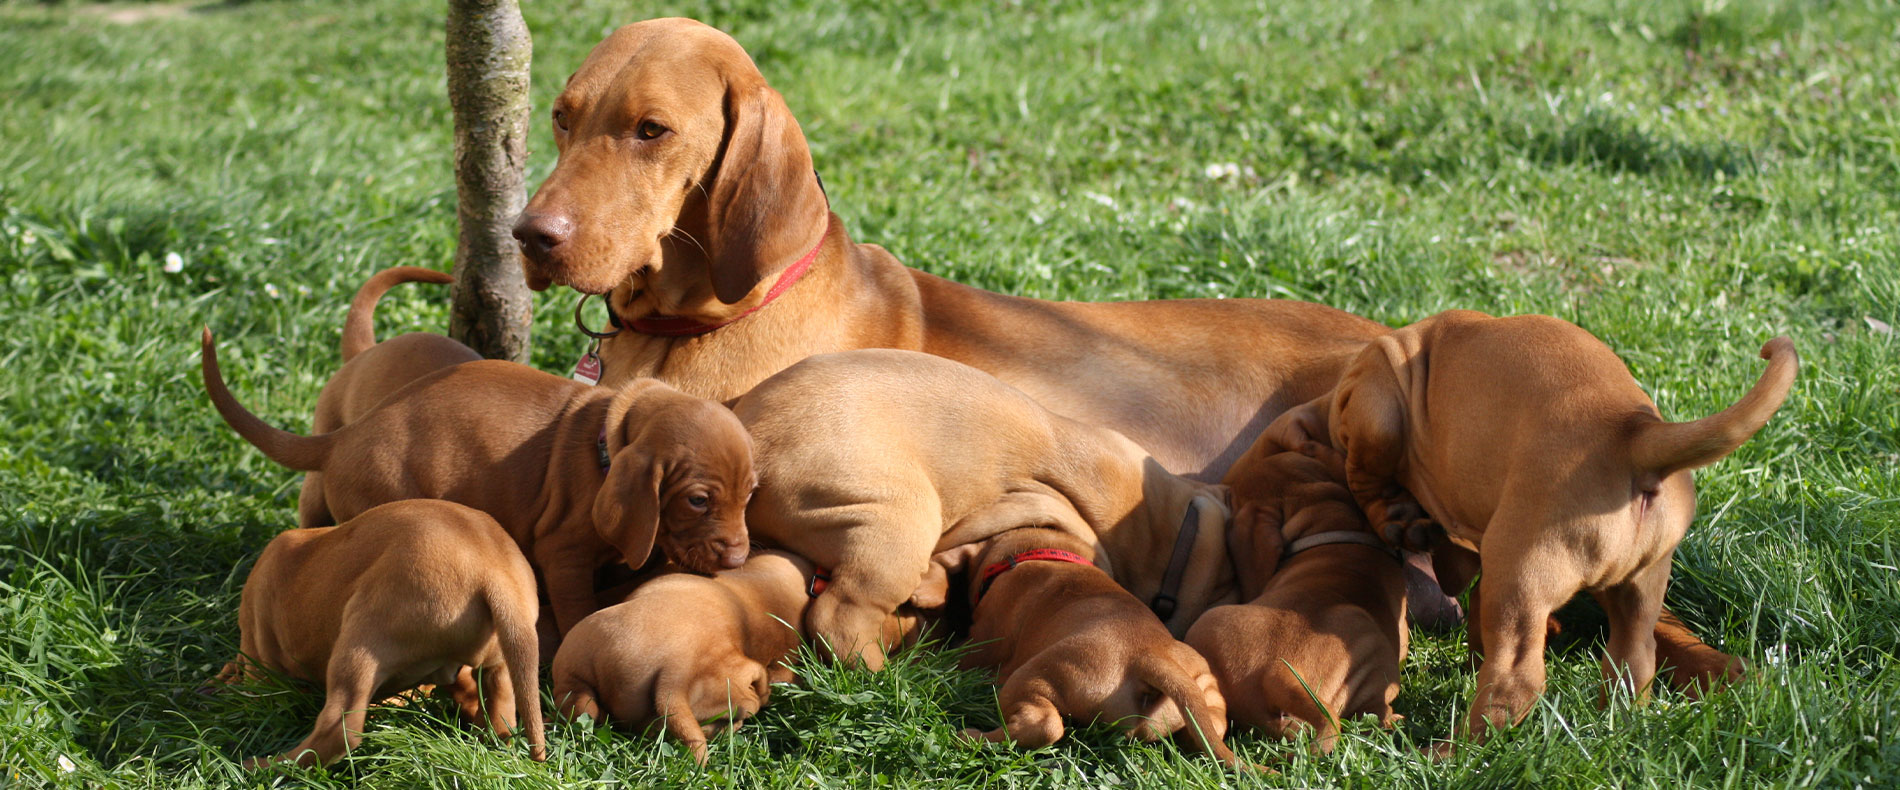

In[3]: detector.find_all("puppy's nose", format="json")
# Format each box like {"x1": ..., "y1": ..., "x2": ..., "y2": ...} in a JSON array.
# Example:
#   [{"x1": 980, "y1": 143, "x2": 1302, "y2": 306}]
[
  {"x1": 511, "y1": 213, "x2": 573, "y2": 259},
  {"x1": 718, "y1": 540, "x2": 749, "y2": 569}
]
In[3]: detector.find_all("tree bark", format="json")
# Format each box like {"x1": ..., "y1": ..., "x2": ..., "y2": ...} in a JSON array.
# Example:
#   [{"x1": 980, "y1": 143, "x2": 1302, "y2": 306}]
[{"x1": 445, "y1": 0, "x2": 533, "y2": 362}]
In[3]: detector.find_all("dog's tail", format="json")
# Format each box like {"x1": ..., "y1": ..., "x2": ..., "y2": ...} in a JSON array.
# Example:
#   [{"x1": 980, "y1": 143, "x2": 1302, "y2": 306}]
[
  {"x1": 200, "y1": 328, "x2": 334, "y2": 471},
  {"x1": 1631, "y1": 337, "x2": 1798, "y2": 476},
  {"x1": 1136, "y1": 653, "x2": 1241, "y2": 768},
  {"x1": 489, "y1": 587, "x2": 547, "y2": 762},
  {"x1": 340, "y1": 266, "x2": 454, "y2": 362}
]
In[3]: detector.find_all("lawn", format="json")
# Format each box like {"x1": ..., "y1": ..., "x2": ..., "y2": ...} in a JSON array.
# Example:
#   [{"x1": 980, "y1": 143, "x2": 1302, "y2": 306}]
[{"x1": 2, "y1": 0, "x2": 1896, "y2": 786}]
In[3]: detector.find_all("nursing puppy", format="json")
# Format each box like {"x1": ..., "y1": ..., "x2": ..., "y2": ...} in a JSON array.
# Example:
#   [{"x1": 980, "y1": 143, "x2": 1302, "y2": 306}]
[
  {"x1": 949, "y1": 527, "x2": 1239, "y2": 766},
  {"x1": 731, "y1": 349, "x2": 1233, "y2": 671},
  {"x1": 213, "y1": 499, "x2": 545, "y2": 769},
  {"x1": 550, "y1": 549, "x2": 922, "y2": 764},
  {"x1": 1186, "y1": 445, "x2": 1406, "y2": 754},
  {"x1": 200, "y1": 329, "x2": 754, "y2": 636},
  {"x1": 299, "y1": 266, "x2": 481, "y2": 527},
  {"x1": 1257, "y1": 310, "x2": 1797, "y2": 745}
]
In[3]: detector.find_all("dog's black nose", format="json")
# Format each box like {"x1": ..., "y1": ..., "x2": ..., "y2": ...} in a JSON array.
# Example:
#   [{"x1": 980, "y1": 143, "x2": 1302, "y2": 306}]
[{"x1": 511, "y1": 213, "x2": 573, "y2": 259}]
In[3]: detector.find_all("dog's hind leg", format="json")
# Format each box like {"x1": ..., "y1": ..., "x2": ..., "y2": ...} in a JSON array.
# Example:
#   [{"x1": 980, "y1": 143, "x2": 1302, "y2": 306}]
[
  {"x1": 1593, "y1": 560, "x2": 1668, "y2": 707},
  {"x1": 252, "y1": 645, "x2": 382, "y2": 769}
]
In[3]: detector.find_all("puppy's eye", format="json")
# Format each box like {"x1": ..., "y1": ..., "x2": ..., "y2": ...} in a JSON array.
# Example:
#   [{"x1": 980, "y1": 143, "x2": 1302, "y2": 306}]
[
  {"x1": 552, "y1": 108, "x2": 569, "y2": 133},
  {"x1": 637, "y1": 121, "x2": 668, "y2": 140},
  {"x1": 687, "y1": 494, "x2": 709, "y2": 508}
]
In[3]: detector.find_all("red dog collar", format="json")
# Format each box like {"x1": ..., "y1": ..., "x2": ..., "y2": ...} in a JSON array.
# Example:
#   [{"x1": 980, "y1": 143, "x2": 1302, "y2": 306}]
[
  {"x1": 807, "y1": 566, "x2": 831, "y2": 598},
  {"x1": 615, "y1": 219, "x2": 829, "y2": 337},
  {"x1": 976, "y1": 548, "x2": 1092, "y2": 601}
]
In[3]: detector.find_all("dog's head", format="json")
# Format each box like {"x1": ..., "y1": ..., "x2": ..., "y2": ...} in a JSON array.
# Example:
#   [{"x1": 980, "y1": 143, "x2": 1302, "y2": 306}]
[
  {"x1": 593, "y1": 380, "x2": 756, "y2": 574},
  {"x1": 515, "y1": 17, "x2": 829, "y2": 317}
]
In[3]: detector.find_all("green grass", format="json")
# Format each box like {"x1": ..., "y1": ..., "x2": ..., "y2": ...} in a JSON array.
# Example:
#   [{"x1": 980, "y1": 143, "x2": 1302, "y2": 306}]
[{"x1": 2, "y1": 0, "x2": 1897, "y2": 786}]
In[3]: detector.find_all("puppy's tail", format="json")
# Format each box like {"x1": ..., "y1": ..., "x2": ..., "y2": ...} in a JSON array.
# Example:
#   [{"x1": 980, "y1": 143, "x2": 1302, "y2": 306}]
[
  {"x1": 489, "y1": 587, "x2": 546, "y2": 762},
  {"x1": 1631, "y1": 337, "x2": 1798, "y2": 476},
  {"x1": 341, "y1": 266, "x2": 454, "y2": 362},
  {"x1": 1137, "y1": 653, "x2": 1241, "y2": 768},
  {"x1": 200, "y1": 328, "x2": 334, "y2": 471}
]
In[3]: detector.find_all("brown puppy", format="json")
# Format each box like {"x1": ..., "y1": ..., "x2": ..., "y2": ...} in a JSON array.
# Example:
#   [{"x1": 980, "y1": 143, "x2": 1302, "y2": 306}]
[
  {"x1": 200, "y1": 329, "x2": 754, "y2": 636},
  {"x1": 1256, "y1": 310, "x2": 1797, "y2": 745},
  {"x1": 213, "y1": 499, "x2": 545, "y2": 768},
  {"x1": 298, "y1": 266, "x2": 481, "y2": 527},
  {"x1": 550, "y1": 550, "x2": 922, "y2": 764},
  {"x1": 950, "y1": 527, "x2": 1238, "y2": 766},
  {"x1": 732, "y1": 349, "x2": 1233, "y2": 671},
  {"x1": 514, "y1": 17, "x2": 1743, "y2": 684},
  {"x1": 1187, "y1": 445, "x2": 1406, "y2": 754}
]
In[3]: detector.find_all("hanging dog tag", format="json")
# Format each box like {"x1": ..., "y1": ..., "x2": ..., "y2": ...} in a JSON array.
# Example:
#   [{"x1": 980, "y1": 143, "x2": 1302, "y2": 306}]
[{"x1": 572, "y1": 342, "x2": 603, "y2": 386}]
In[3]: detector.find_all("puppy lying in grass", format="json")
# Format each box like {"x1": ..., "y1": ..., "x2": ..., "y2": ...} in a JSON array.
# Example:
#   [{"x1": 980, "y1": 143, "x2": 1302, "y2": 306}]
[
  {"x1": 297, "y1": 265, "x2": 480, "y2": 528},
  {"x1": 944, "y1": 527, "x2": 1241, "y2": 767},
  {"x1": 1187, "y1": 444, "x2": 1406, "y2": 754},
  {"x1": 199, "y1": 328, "x2": 755, "y2": 636},
  {"x1": 1257, "y1": 310, "x2": 1797, "y2": 748},
  {"x1": 732, "y1": 349, "x2": 1233, "y2": 671},
  {"x1": 550, "y1": 549, "x2": 923, "y2": 764},
  {"x1": 212, "y1": 499, "x2": 545, "y2": 769}
]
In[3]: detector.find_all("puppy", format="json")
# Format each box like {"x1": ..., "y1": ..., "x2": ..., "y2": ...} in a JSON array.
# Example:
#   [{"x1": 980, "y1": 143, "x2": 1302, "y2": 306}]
[
  {"x1": 1187, "y1": 445, "x2": 1406, "y2": 754},
  {"x1": 298, "y1": 266, "x2": 481, "y2": 527},
  {"x1": 731, "y1": 349, "x2": 1233, "y2": 671},
  {"x1": 200, "y1": 329, "x2": 754, "y2": 636},
  {"x1": 213, "y1": 499, "x2": 545, "y2": 768},
  {"x1": 1257, "y1": 310, "x2": 1797, "y2": 745},
  {"x1": 947, "y1": 527, "x2": 1239, "y2": 766},
  {"x1": 550, "y1": 549, "x2": 923, "y2": 763}
]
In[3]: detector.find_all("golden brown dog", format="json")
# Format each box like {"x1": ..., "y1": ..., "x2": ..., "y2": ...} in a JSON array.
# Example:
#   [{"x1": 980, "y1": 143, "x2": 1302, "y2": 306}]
[
  {"x1": 213, "y1": 499, "x2": 545, "y2": 768},
  {"x1": 732, "y1": 349, "x2": 1232, "y2": 671},
  {"x1": 298, "y1": 266, "x2": 481, "y2": 527},
  {"x1": 200, "y1": 329, "x2": 754, "y2": 636},
  {"x1": 946, "y1": 527, "x2": 1238, "y2": 766},
  {"x1": 513, "y1": 17, "x2": 1745, "y2": 684},
  {"x1": 550, "y1": 549, "x2": 921, "y2": 764},
  {"x1": 1256, "y1": 310, "x2": 1797, "y2": 746},
  {"x1": 1187, "y1": 445, "x2": 1406, "y2": 754}
]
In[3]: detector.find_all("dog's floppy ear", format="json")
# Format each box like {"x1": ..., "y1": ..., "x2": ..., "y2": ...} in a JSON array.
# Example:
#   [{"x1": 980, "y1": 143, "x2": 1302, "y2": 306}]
[
  {"x1": 1227, "y1": 502, "x2": 1284, "y2": 601},
  {"x1": 593, "y1": 442, "x2": 665, "y2": 567},
  {"x1": 704, "y1": 81, "x2": 829, "y2": 305}
]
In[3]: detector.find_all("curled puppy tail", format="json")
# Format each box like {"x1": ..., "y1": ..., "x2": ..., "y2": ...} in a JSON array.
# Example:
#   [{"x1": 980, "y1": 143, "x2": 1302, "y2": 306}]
[
  {"x1": 1137, "y1": 653, "x2": 1241, "y2": 768},
  {"x1": 1631, "y1": 337, "x2": 1798, "y2": 476},
  {"x1": 200, "y1": 328, "x2": 334, "y2": 471},
  {"x1": 340, "y1": 266, "x2": 454, "y2": 361},
  {"x1": 489, "y1": 588, "x2": 546, "y2": 762}
]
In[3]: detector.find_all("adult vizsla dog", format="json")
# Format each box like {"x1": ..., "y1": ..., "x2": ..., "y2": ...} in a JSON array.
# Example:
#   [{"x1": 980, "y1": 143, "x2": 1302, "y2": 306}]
[
  {"x1": 510, "y1": 16, "x2": 1743, "y2": 687},
  {"x1": 551, "y1": 549, "x2": 921, "y2": 764},
  {"x1": 731, "y1": 349, "x2": 1232, "y2": 671},
  {"x1": 200, "y1": 329, "x2": 755, "y2": 636},
  {"x1": 1255, "y1": 310, "x2": 1797, "y2": 746},
  {"x1": 1186, "y1": 445, "x2": 1406, "y2": 754},
  {"x1": 212, "y1": 499, "x2": 545, "y2": 768},
  {"x1": 298, "y1": 266, "x2": 481, "y2": 527},
  {"x1": 947, "y1": 527, "x2": 1238, "y2": 766}
]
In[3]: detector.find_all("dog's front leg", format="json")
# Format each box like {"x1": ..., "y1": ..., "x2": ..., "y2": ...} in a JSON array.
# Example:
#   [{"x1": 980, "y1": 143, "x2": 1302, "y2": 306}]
[{"x1": 534, "y1": 539, "x2": 604, "y2": 637}]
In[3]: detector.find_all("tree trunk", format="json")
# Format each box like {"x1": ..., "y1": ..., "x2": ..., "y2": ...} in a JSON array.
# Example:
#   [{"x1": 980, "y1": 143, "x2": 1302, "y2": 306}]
[{"x1": 445, "y1": 0, "x2": 533, "y2": 362}]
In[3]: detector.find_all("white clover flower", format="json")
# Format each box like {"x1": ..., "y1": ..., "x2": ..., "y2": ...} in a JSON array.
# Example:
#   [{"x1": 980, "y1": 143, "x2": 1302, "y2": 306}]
[
  {"x1": 20, "y1": 229, "x2": 35, "y2": 246},
  {"x1": 1083, "y1": 191, "x2": 1116, "y2": 208},
  {"x1": 264, "y1": 283, "x2": 282, "y2": 299},
  {"x1": 162, "y1": 252, "x2": 184, "y2": 273},
  {"x1": 296, "y1": 284, "x2": 312, "y2": 297},
  {"x1": 1204, "y1": 162, "x2": 1246, "y2": 180},
  {"x1": 57, "y1": 756, "x2": 75, "y2": 773}
]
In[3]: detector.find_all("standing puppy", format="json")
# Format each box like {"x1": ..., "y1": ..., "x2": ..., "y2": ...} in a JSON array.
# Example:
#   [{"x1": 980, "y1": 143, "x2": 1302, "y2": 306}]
[
  {"x1": 214, "y1": 499, "x2": 545, "y2": 769},
  {"x1": 1187, "y1": 446, "x2": 1406, "y2": 754},
  {"x1": 200, "y1": 329, "x2": 754, "y2": 636},
  {"x1": 1257, "y1": 310, "x2": 1797, "y2": 745},
  {"x1": 732, "y1": 349, "x2": 1234, "y2": 671},
  {"x1": 299, "y1": 266, "x2": 481, "y2": 527},
  {"x1": 550, "y1": 549, "x2": 923, "y2": 763},
  {"x1": 951, "y1": 527, "x2": 1240, "y2": 767}
]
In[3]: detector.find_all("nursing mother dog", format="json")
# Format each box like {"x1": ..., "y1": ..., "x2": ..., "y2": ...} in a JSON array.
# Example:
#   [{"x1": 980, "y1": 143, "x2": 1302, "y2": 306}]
[{"x1": 511, "y1": 16, "x2": 1742, "y2": 690}]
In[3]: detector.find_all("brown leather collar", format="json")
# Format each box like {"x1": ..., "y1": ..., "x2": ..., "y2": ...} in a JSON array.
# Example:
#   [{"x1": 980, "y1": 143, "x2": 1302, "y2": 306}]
[
  {"x1": 1149, "y1": 499, "x2": 1200, "y2": 621},
  {"x1": 1284, "y1": 529, "x2": 1401, "y2": 561}
]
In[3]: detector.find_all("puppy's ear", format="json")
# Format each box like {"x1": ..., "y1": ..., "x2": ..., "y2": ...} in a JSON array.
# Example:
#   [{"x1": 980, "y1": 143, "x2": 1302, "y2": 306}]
[
  {"x1": 921, "y1": 542, "x2": 985, "y2": 609},
  {"x1": 1227, "y1": 502, "x2": 1284, "y2": 601},
  {"x1": 704, "y1": 82, "x2": 829, "y2": 305},
  {"x1": 593, "y1": 443, "x2": 664, "y2": 567}
]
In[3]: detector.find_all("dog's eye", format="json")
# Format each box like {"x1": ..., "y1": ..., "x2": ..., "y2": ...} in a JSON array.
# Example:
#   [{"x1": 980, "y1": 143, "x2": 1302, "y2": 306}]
[
  {"x1": 552, "y1": 108, "x2": 569, "y2": 133},
  {"x1": 637, "y1": 121, "x2": 668, "y2": 140},
  {"x1": 687, "y1": 494, "x2": 709, "y2": 509}
]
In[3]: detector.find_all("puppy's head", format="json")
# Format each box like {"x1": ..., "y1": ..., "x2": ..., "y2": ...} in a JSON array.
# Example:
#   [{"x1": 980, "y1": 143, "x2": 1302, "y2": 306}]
[
  {"x1": 516, "y1": 17, "x2": 829, "y2": 317},
  {"x1": 593, "y1": 380, "x2": 756, "y2": 574}
]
